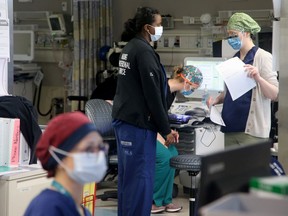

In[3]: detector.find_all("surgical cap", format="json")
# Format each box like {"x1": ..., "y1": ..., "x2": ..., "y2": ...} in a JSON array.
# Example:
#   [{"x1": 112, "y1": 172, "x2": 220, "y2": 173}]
[
  {"x1": 227, "y1": 12, "x2": 261, "y2": 35},
  {"x1": 36, "y1": 111, "x2": 97, "y2": 177},
  {"x1": 182, "y1": 65, "x2": 203, "y2": 87}
]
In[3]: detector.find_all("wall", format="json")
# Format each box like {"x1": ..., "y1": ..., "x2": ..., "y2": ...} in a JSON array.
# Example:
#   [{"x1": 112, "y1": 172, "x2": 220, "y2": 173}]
[
  {"x1": 112, "y1": 0, "x2": 273, "y2": 41},
  {"x1": 112, "y1": 0, "x2": 273, "y2": 72},
  {"x1": 278, "y1": 0, "x2": 288, "y2": 173},
  {"x1": 13, "y1": 0, "x2": 72, "y2": 124},
  {"x1": 13, "y1": 0, "x2": 71, "y2": 14}
]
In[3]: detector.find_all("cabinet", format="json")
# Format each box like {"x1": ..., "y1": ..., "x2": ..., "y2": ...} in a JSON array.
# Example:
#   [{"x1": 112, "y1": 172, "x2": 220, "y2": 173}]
[{"x1": 0, "y1": 167, "x2": 52, "y2": 216}]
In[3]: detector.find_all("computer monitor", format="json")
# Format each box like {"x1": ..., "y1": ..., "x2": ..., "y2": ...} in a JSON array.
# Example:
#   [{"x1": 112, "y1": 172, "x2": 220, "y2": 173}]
[
  {"x1": 13, "y1": 30, "x2": 34, "y2": 62},
  {"x1": 47, "y1": 14, "x2": 68, "y2": 36},
  {"x1": 196, "y1": 140, "x2": 271, "y2": 215},
  {"x1": 184, "y1": 57, "x2": 226, "y2": 99}
]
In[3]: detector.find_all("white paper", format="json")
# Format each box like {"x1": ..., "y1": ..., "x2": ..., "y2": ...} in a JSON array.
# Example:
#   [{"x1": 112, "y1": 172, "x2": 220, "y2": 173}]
[
  {"x1": 0, "y1": 19, "x2": 10, "y2": 59},
  {"x1": 210, "y1": 105, "x2": 225, "y2": 126},
  {"x1": 216, "y1": 57, "x2": 256, "y2": 101},
  {"x1": 0, "y1": 58, "x2": 8, "y2": 95},
  {"x1": 0, "y1": 0, "x2": 8, "y2": 19}
]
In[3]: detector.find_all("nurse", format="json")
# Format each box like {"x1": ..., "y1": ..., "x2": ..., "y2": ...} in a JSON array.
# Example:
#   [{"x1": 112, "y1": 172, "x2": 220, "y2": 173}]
[
  {"x1": 24, "y1": 112, "x2": 107, "y2": 216},
  {"x1": 112, "y1": 6, "x2": 179, "y2": 216},
  {"x1": 209, "y1": 13, "x2": 279, "y2": 146}
]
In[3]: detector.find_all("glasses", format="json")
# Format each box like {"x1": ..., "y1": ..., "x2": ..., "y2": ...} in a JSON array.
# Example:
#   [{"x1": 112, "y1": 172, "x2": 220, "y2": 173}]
[
  {"x1": 178, "y1": 73, "x2": 199, "y2": 89},
  {"x1": 75, "y1": 142, "x2": 109, "y2": 154}
]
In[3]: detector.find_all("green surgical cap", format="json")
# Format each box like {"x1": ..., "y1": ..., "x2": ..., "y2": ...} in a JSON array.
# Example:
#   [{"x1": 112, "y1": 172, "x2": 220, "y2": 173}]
[{"x1": 227, "y1": 12, "x2": 261, "y2": 35}]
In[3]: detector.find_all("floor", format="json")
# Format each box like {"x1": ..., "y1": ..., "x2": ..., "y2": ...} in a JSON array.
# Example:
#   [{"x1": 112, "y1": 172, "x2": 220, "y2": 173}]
[{"x1": 94, "y1": 176, "x2": 191, "y2": 216}]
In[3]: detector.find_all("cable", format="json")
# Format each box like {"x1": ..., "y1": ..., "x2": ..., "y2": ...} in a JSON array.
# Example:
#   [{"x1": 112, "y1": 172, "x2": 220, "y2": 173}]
[
  {"x1": 36, "y1": 69, "x2": 53, "y2": 117},
  {"x1": 200, "y1": 126, "x2": 216, "y2": 147}
]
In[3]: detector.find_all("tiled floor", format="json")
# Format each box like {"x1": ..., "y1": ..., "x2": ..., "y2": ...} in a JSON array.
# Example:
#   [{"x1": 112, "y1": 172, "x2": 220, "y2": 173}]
[{"x1": 94, "y1": 177, "x2": 191, "y2": 216}]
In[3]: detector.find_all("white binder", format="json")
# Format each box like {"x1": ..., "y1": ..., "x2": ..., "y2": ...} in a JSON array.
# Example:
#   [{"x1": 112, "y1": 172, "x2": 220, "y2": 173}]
[
  {"x1": 19, "y1": 133, "x2": 30, "y2": 166},
  {"x1": 0, "y1": 118, "x2": 20, "y2": 167}
]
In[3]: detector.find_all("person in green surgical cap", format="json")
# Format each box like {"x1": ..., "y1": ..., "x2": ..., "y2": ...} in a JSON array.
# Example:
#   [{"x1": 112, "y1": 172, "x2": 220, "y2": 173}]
[
  {"x1": 151, "y1": 65, "x2": 203, "y2": 214},
  {"x1": 208, "y1": 12, "x2": 279, "y2": 147}
]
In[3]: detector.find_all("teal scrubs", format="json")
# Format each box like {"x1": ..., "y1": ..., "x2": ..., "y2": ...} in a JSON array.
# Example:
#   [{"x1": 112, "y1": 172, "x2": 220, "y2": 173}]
[{"x1": 153, "y1": 140, "x2": 178, "y2": 206}]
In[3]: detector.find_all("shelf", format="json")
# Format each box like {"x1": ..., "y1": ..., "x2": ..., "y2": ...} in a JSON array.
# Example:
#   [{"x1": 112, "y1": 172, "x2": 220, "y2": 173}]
[
  {"x1": 34, "y1": 48, "x2": 71, "y2": 63},
  {"x1": 157, "y1": 48, "x2": 202, "y2": 53}
]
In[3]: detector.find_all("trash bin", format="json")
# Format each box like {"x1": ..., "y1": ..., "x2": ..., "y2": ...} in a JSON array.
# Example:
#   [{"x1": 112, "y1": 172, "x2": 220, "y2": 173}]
[{"x1": 198, "y1": 193, "x2": 288, "y2": 216}]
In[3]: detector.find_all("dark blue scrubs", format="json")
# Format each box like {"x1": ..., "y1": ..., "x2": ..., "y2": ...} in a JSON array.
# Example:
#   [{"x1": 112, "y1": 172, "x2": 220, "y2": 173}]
[
  {"x1": 113, "y1": 64, "x2": 168, "y2": 216},
  {"x1": 221, "y1": 46, "x2": 258, "y2": 133},
  {"x1": 113, "y1": 120, "x2": 157, "y2": 216}
]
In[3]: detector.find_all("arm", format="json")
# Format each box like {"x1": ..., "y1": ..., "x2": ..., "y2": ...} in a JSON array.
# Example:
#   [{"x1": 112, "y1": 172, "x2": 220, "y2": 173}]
[
  {"x1": 137, "y1": 50, "x2": 171, "y2": 136},
  {"x1": 207, "y1": 91, "x2": 225, "y2": 107},
  {"x1": 244, "y1": 64, "x2": 278, "y2": 100},
  {"x1": 244, "y1": 50, "x2": 279, "y2": 101}
]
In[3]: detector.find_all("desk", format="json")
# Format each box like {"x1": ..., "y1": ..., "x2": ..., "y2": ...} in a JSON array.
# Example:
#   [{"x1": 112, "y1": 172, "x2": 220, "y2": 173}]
[{"x1": 0, "y1": 166, "x2": 52, "y2": 216}]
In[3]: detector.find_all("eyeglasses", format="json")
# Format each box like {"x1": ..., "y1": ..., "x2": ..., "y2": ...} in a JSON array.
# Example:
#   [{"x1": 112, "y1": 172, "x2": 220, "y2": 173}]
[
  {"x1": 76, "y1": 142, "x2": 109, "y2": 154},
  {"x1": 178, "y1": 73, "x2": 199, "y2": 89}
]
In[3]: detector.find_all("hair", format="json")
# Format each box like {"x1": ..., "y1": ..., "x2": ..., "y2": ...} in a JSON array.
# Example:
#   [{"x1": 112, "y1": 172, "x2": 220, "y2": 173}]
[
  {"x1": 250, "y1": 33, "x2": 256, "y2": 41},
  {"x1": 171, "y1": 65, "x2": 185, "y2": 83},
  {"x1": 121, "y1": 7, "x2": 160, "y2": 40}
]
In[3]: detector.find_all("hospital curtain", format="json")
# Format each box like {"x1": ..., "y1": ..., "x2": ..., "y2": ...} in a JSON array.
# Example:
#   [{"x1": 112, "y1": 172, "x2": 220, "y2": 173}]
[{"x1": 71, "y1": 0, "x2": 113, "y2": 111}]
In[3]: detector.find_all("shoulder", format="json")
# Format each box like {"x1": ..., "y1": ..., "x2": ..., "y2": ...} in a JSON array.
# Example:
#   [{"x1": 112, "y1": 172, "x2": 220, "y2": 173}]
[
  {"x1": 255, "y1": 47, "x2": 272, "y2": 59},
  {"x1": 24, "y1": 189, "x2": 76, "y2": 216},
  {"x1": 128, "y1": 37, "x2": 153, "y2": 52}
]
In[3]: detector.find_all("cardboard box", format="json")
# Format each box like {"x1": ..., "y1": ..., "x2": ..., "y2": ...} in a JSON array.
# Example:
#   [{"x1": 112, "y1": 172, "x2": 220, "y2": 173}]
[{"x1": 199, "y1": 193, "x2": 288, "y2": 216}]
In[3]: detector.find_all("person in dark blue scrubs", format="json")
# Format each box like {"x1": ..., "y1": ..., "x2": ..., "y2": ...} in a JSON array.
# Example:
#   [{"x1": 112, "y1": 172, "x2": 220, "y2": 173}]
[
  {"x1": 112, "y1": 7, "x2": 179, "y2": 216},
  {"x1": 24, "y1": 112, "x2": 107, "y2": 216}
]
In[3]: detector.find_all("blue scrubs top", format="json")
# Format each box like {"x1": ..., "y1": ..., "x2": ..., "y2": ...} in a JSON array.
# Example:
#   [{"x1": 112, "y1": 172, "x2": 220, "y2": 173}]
[
  {"x1": 221, "y1": 46, "x2": 259, "y2": 133},
  {"x1": 24, "y1": 189, "x2": 91, "y2": 216}
]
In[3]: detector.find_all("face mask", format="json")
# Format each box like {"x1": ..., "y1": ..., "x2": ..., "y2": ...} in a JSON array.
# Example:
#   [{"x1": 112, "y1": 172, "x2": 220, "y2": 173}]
[
  {"x1": 49, "y1": 147, "x2": 108, "y2": 184},
  {"x1": 149, "y1": 26, "x2": 163, "y2": 42},
  {"x1": 228, "y1": 36, "x2": 242, "y2": 50},
  {"x1": 181, "y1": 88, "x2": 194, "y2": 96}
]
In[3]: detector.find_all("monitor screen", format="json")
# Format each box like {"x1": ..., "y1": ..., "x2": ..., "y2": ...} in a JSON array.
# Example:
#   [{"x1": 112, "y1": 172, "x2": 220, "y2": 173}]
[
  {"x1": 196, "y1": 140, "x2": 271, "y2": 215},
  {"x1": 47, "y1": 14, "x2": 67, "y2": 36},
  {"x1": 49, "y1": 17, "x2": 62, "y2": 31},
  {"x1": 13, "y1": 30, "x2": 34, "y2": 62},
  {"x1": 184, "y1": 57, "x2": 226, "y2": 99}
]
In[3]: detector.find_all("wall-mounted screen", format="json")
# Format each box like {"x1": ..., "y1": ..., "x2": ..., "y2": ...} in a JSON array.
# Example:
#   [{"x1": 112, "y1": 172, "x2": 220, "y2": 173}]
[
  {"x1": 47, "y1": 14, "x2": 73, "y2": 36},
  {"x1": 184, "y1": 57, "x2": 226, "y2": 99},
  {"x1": 13, "y1": 30, "x2": 34, "y2": 62}
]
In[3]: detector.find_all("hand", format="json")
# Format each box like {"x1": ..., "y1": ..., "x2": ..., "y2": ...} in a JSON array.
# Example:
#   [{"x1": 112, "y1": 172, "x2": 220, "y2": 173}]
[
  {"x1": 207, "y1": 96, "x2": 214, "y2": 107},
  {"x1": 171, "y1": 129, "x2": 179, "y2": 143},
  {"x1": 244, "y1": 64, "x2": 261, "y2": 82},
  {"x1": 165, "y1": 130, "x2": 179, "y2": 146}
]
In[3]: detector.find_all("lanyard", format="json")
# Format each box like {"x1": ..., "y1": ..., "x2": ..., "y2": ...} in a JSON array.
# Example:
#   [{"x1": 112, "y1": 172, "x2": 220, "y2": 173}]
[
  {"x1": 52, "y1": 180, "x2": 85, "y2": 216},
  {"x1": 51, "y1": 180, "x2": 73, "y2": 199}
]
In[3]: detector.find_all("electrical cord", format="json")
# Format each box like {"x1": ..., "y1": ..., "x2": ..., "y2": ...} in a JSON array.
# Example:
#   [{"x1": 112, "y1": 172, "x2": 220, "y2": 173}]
[
  {"x1": 200, "y1": 125, "x2": 216, "y2": 147},
  {"x1": 33, "y1": 69, "x2": 53, "y2": 117}
]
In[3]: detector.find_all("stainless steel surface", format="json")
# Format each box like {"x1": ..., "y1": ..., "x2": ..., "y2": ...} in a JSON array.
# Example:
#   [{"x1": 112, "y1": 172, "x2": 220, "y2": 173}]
[
  {"x1": 278, "y1": 0, "x2": 288, "y2": 173},
  {"x1": 8, "y1": 0, "x2": 13, "y2": 94}
]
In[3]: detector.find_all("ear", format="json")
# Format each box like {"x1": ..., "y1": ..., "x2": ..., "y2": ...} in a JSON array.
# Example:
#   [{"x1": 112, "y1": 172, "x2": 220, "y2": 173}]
[{"x1": 144, "y1": 24, "x2": 150, "y2": 33}]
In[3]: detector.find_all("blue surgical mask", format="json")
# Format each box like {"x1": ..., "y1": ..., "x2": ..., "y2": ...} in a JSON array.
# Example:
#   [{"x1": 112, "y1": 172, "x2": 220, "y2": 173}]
[
  {"x1": 181, "y1": 89, "x2": 194, "y2": 96},
  {"x1": 149, "y1": 26, "x2": 163, "y2": 42},
  {"x1": 228, "y1": 36, "x2": 242, "y2": 50},
  {"x1": 49, "y1": 146, "x2": 107, "y2": 184}
]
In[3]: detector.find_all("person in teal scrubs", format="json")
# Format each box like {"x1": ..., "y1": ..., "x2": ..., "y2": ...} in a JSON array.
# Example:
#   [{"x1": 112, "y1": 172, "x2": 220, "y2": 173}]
[{"x1": 152, "y1": 65, "x2": 203, "y2": 214}]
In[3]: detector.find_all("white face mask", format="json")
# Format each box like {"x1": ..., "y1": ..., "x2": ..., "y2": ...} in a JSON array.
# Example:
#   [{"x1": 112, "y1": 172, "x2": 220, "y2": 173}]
[
  {"x1": 49, "y1": 146, "x2": 108, "y2": 184},
  {"x1": 149, "y1": 26, "x2": 163, "y2": 42}
]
